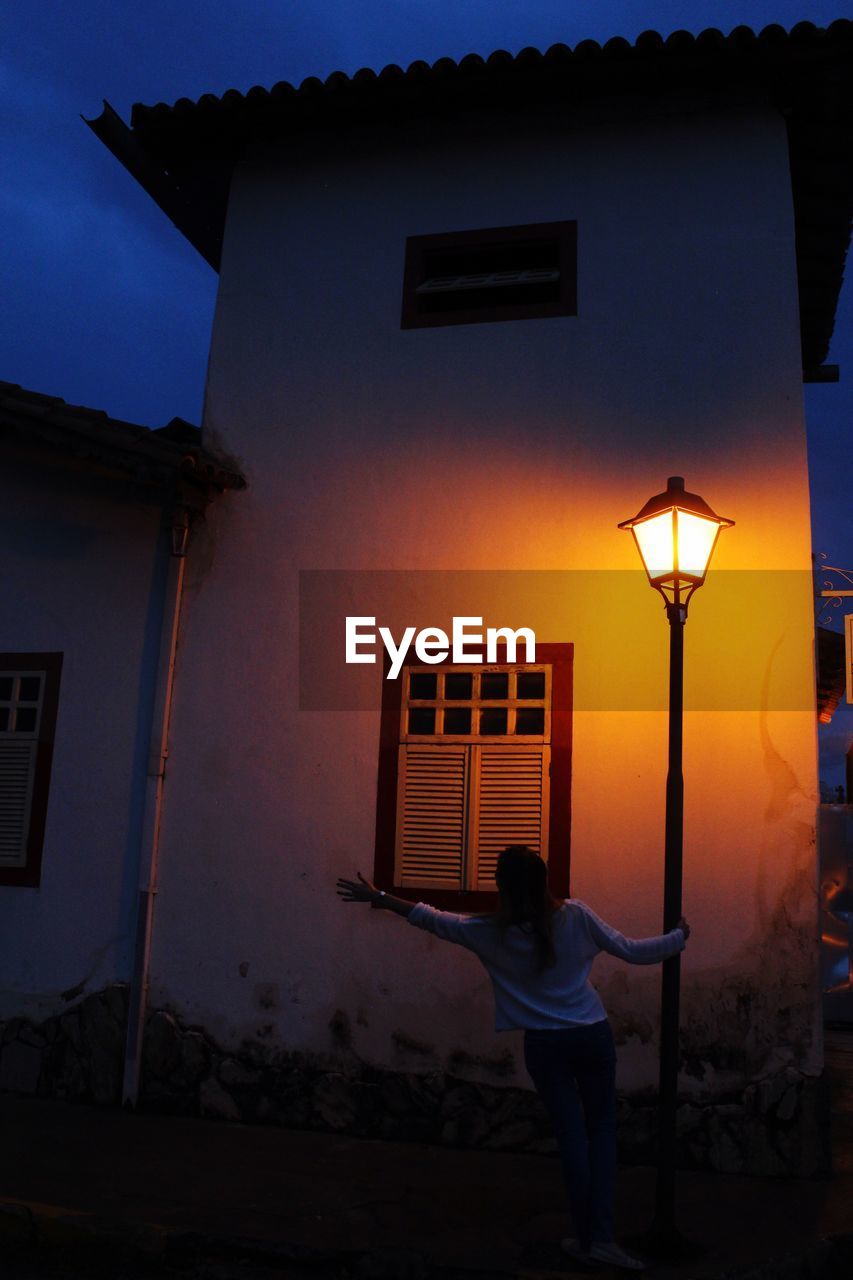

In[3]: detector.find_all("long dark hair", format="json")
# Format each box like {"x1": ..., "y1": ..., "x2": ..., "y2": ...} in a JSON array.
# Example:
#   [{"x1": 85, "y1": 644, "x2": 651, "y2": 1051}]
[{"x1": 493, "y1": 845, "x2": 561, "y2": 972}]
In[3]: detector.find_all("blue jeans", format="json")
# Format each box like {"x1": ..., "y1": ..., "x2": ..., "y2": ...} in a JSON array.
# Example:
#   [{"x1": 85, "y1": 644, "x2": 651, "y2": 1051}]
[{"x1": 523, "y1": 1019, "x2": 617, "y2": 1250}]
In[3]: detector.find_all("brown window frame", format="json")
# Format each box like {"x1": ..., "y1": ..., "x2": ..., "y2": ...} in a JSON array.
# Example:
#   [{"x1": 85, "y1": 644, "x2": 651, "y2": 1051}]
[
  {"x1": 401, "y1": 221, "x2": 577, "y2": 330},
  {"x1": 0, "y1": 653, "x2": 62, "y2": 889},
  {"x1": 374, "y1": 643, "x2": 572, "y2": 911}
]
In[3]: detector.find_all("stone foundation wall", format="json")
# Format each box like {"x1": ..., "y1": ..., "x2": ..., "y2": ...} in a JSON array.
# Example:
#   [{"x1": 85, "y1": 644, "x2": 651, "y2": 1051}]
[{"x1": 0, "y1": 984, "x2": 830, "y2": 1177}]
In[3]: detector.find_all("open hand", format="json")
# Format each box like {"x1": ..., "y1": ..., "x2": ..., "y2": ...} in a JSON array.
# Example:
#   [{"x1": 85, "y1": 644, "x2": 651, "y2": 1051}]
[
  {"x1": 677, "y1": 916, "x2": 691, "y2": 940},
  {"x1": 336, "y1": 871, "x2": 379, "y2": 903}
]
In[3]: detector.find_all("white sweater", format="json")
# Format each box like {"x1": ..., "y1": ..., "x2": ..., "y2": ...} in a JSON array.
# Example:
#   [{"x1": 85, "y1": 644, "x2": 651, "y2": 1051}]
[{"x1": 407, "y1": 899, "x2": 685, "y2": 1031}]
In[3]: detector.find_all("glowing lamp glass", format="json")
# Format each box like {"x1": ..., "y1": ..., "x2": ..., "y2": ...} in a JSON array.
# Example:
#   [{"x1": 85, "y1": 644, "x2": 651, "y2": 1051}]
[
  {"x1": 633, "y1": 509, "x2": 719, "y2": 583},
  {"x1": 675, "y1": 510, "x2": 719, "y2": 579},
  {"x1": 633, "y1": 511, "x2": 675, "y2": 582}
]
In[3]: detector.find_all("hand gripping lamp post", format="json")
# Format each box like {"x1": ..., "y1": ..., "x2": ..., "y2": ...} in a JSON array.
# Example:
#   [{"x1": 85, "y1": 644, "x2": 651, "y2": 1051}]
[{"x1": 618, "y1": 477, "x2": 734, "y2": 1254}]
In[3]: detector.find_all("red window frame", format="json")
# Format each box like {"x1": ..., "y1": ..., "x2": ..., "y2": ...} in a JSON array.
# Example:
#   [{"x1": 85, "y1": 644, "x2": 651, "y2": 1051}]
[{"x1": 373, "y1": 642, "x2": 572, "y2": 911}]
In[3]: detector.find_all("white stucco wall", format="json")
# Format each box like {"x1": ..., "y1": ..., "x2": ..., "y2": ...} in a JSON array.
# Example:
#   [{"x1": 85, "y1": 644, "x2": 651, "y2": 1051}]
[
  {"x1": 153, "y1": 97, "x2": 819, "y2": 1095},
  {"x1": 0, "y1": 454, "x2": 166, "y2": 1020}
]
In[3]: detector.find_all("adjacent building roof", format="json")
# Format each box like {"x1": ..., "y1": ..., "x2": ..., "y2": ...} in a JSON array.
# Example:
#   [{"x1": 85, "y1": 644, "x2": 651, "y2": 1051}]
[
  {"x1": 0, "y1": 381, "x2": 245, "y2": 497},
  {"x1": 87, "y1": 19, "x2": 853, "y2": 380}
]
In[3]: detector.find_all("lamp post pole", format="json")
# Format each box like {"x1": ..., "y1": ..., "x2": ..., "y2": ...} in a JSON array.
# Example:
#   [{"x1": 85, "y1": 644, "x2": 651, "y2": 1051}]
[
  {"x1": 618, "y1": 477, "x2": 734, "y2": 1258},
  {"x1": 652, "y1": 599, "x2": 685, "y2": 1247}
]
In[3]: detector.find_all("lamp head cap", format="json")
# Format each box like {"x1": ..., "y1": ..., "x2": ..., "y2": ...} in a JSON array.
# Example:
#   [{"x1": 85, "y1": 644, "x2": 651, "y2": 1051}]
[{"x1": 617, "y1": 476, "x2": 734, "y2": 530}]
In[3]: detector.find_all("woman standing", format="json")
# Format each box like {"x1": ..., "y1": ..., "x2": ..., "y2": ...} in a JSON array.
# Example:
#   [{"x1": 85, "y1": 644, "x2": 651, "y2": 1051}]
[{"x1": 337, "y1": 844, "x2": 688, "y2": 1271}]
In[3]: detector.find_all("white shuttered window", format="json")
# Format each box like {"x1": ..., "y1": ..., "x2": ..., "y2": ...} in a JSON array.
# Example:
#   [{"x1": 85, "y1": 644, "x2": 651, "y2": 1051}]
[
  {"x1": 0, "y1": 671, "x2": 44, "y2": 869},
  {"x1": 0, "y1": 656, "x2": 61, "y2": 887},
  {"x1": 474, "y1": 746, "x2": 550, "y2": 891},
  {"x1": 0, "y1": 739, "x2": 38, "y2": 867}
]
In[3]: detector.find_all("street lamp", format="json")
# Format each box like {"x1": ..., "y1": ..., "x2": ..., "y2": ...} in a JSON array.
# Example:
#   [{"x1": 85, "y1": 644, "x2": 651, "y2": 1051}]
[{"x1": 618, "y1": 476, "x2": 734, "y2": 1254}]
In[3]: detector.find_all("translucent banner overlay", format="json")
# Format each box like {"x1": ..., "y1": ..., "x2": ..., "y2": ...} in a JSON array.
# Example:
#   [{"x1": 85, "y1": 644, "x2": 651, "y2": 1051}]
[{"x1": 299, "y1": 570, "x2": 821, "y2": 712}]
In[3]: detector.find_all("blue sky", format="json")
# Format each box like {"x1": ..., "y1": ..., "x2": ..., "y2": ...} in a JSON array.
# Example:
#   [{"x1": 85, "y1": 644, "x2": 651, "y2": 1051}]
[{"x1": 1, "y1": 3, "x2": 851, "y2": 768}]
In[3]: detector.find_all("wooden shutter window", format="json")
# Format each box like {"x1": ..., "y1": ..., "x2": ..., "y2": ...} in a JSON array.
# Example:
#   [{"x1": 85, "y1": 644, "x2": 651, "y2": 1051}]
[
  {"x1": 0, "y1": 738, "x2": 38, "y2": 868},
  {"x1": 0, "y1": 654, "x2": 62, "y2": 888},
  {"x1": 374, "y1": 644, "x2": 572, "y2": 909},
  {"x1": 473, "y1": 745, "x2": 550, "y2": 892},
  {"x1": 395, "y1": 744, "x2": 468, "y2": 890},
  {"x1": 394, "y1": 742, "x2": 551, "y2": 893}
]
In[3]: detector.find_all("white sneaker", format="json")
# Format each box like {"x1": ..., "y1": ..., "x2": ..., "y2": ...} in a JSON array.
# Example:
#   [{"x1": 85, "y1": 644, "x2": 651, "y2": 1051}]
[
  {"x1": 588, "y1": 1241, "x2": 647, "y2": 1271},
  {"x1": 560, "y1": 1238, "x2": 600, "y2": 1269},
  {"x1": 560, "y1": 1237, "x2": 589, "y2": 1260}
]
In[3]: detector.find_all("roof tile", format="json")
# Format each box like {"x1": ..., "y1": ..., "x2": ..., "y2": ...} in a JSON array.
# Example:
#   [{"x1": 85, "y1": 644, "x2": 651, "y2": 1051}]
[{"x1": 0, "y1": 381, "x2": 245, "y2": 495}]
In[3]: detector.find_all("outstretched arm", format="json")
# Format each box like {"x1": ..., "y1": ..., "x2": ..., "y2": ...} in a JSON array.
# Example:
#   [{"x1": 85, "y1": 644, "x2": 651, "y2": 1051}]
[
  {"x1": 337, "y1": 871, "x2": 415, "y2": 918},
  {"x1": 579, "y1": 901, "x2": 690, "y2": 964}
]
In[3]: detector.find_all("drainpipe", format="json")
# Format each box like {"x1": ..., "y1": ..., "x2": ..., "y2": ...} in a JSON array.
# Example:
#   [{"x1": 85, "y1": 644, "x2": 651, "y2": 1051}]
[{"x1": 122, "y1": 503, "x2": 190, "y2": 1108}]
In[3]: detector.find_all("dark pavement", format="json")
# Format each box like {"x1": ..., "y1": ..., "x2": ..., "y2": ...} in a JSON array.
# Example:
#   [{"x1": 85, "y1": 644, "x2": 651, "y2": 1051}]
[{"x1": 2, "y1": 1034, "x2": 853, "y2": 1279}]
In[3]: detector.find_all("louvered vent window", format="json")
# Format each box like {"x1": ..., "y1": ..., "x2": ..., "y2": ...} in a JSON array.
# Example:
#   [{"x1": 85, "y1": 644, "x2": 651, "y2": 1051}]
[
  {"x1": 0, "y1": 673, "x2": 42, "y2": 868},
  {"x1": 394, "y1": 665, "x2": 551, "y2": 892},
  {"x1": 0, "y1": 655, "x2": 62, "y2": 888},
  {"x1": 401, "y1": 221, "x2": 577, "y2": 329}
]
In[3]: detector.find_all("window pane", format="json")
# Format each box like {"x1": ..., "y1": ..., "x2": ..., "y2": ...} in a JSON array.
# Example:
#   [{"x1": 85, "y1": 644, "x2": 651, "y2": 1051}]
[
  {"x1": 18, "y1": 677, "x2": 41, "y2": 702},
  {"x1": 408, "y1": 708, "x2": 436, "y2": 734},
  {"x1": 480, "y1": 707, "x2": 507, "y2": 735},
  {"x1": 0, "y1": 677, "x2": 12, "y2": 701},
  {"x1": 443, "y1": 708, "x2": 471, "y2": 734},
  {"x1": 481, "y1": 673, "x2": 509, "y2": 700},
  {"x1": 444, "y1": 673, "x2": 472, "y2": 700},
  {"x1": 409, "y1": 672, "x2": 437, "y2": 700},
  {"x1": 0, "y1": 708, "x2": 8, "y2": 730},
  {"x1": 14, "y1": 708, "x2": 37, "y2": 733},
  {"x1": 515, "y1": 708, "x2": 545, "y2": 734},
  {"x1": 517, "y1": 672, "x2": 546, "y2": 700}
]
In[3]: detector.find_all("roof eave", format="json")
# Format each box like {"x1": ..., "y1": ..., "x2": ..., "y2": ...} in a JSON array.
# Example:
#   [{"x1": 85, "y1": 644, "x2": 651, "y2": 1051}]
[
  {"x1": 87, "y1": 21, "x2": 853, "y2": 375},
  {"x1": 84, "y1": 101, "x2": 222, "y2": 270}
]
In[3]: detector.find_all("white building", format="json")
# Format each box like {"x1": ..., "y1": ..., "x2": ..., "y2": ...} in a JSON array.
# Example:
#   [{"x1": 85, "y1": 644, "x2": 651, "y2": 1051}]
[{"x1": 3, "y1": 20, "x2": 852, "y2": 1175}]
